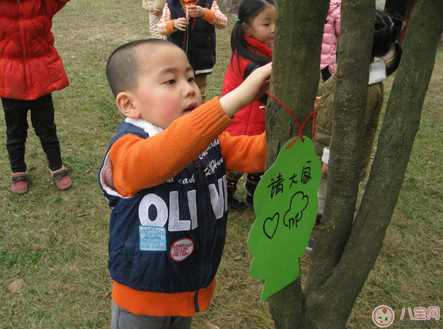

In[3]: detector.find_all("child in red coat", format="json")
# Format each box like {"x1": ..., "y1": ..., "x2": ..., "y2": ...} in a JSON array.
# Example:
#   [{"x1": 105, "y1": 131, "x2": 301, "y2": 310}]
[
  {"x1": 221, "y1": 0, "x2": 275, "y2": 210},
  {"x1": 0, "y1": 0, "x2": 72, "y2": 194}
]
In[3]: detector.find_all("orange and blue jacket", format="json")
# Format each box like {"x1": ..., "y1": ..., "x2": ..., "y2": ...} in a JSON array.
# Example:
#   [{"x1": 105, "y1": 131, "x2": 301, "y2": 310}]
[{"x1": 99, "y1": 98, "x2": 266, "y2": 316}]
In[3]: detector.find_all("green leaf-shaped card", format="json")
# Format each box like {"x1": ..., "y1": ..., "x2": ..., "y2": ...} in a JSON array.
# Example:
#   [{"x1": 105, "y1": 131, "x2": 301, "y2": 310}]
[{"x1": 248, "y1": 136, "x2": 321, "y2": 301}]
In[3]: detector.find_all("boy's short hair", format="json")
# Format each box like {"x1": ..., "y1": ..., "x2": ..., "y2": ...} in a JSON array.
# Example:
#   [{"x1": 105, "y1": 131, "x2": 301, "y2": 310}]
[{"x1": 106, "y1": 39, "x2": 178, "y2": 97}]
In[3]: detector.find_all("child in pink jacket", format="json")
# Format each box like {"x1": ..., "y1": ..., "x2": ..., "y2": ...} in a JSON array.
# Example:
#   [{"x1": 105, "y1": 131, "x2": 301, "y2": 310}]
[{"x1": 320, "y1": 0, "x2": 341, "y2": 82}]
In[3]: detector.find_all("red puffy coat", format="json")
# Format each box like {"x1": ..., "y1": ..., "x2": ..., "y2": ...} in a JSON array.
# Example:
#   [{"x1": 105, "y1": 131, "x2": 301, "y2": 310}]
[
  {"x1": 222, "y1": 35, "x2": 272, "y2": 136},
  {"x1": 0, "y1": 0, "x2": 70, "y2": 100}
]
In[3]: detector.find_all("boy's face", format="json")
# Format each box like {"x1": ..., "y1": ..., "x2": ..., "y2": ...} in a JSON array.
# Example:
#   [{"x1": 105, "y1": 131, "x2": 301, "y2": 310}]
[{"x1": 128, "y1": 46, "x2": 202, "y2": 129}]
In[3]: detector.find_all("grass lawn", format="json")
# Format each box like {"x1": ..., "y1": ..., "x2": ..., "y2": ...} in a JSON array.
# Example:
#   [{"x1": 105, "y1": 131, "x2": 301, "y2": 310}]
[{"x1": 0, "y1": 1, "x2": 441, "y2": 328}]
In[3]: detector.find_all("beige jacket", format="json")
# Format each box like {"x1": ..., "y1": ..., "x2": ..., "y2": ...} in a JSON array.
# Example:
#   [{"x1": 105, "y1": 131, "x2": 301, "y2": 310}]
[
  {"x1": 142, "y1": 0, "x2": 166, "y2": 13},
  {"x1": 314, "y1": 58, "x2": 386, "y2": 180}
]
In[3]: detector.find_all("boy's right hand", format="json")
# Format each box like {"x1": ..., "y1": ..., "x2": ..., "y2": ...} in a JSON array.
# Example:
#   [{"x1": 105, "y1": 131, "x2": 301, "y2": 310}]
[
  {"x1": 173, "y1": 18, "x2": 189, "y2": 31},
  {"x1": 220, "y1": 63, "x2": 272, "y2": 118}
]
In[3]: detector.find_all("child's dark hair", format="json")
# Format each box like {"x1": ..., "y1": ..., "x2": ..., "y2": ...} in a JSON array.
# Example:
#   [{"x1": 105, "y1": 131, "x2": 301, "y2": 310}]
[
  {"x1": 231, "y1": 0, "x2": 275, "y2": 68},
  {"x1": 373, "y1": 10, "x2": 402, "y2": 76},
  {"x1": 106, "y1": 39, "x2": 177, "y2": 97}
]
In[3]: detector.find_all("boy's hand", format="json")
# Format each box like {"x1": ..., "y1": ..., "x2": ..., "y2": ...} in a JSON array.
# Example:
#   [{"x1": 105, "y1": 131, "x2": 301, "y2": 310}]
[
  {"x1": 220, "y1": 63, "x2": 272, "y2": 118},
  {"x1": 237, "y1": 63, "x2": 272, "y2": 108},
  {"x1": 153, "y1": 10, "x2": 162, "y2": 16},
  {"x1": 173, "y1": 18, "x2": 189, "y2": 31},
  {"x1": 188, "y1": 5, "x2": 205, "y2": 17}
]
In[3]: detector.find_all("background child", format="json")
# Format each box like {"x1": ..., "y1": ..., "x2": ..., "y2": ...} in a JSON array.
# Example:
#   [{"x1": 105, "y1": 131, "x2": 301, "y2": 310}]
[
  {"x1": 320, "y1": 0, "x2": 341, "y2": 82},
  {"x1": 314, "y1": 10, "x2": 402, "y2": 222},
  {"x1": 157, "y1": 0, "x2": 227, "y2": 102},
  {"x1": 142, "y1": 0, "x2": 167, "y2": 39},
  {"x1": 100, "y1": 39, "x2": 271, "y2": 329},
  {"x1": 221, "y1": 0, "x2": 275, "y2": 211},
  {"x1": 0, "y1": 0, "x2": 72, "y2": 194}
]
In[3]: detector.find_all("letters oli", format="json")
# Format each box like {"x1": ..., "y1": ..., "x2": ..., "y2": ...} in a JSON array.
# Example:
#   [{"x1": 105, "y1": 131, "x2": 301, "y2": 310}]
[{"x1": 138, "y1": 177, "x2": 228, "y2": 231}]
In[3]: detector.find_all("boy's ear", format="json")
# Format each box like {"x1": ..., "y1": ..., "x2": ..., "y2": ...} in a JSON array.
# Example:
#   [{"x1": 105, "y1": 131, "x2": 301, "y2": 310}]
[
  {"x1": 116, "y1": 92, "x2": 141, "y2": 119},
  {"x1": 242, "y1": 23, "x2": 250, "y2": 36}
]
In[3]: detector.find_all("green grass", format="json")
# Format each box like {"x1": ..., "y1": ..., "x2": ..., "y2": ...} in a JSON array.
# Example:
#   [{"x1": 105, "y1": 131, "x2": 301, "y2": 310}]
[{"x1": 0, "y1": 1, "x2": 442, "y2": 328}]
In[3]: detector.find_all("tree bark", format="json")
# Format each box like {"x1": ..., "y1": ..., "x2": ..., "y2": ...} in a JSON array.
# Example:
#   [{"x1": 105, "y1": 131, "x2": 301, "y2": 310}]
[{"x1": 265, "y1": 1, "x2": 329, "y2": 328}]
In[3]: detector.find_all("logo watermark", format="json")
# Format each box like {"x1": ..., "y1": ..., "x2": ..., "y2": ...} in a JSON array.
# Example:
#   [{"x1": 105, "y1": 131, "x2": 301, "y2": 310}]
[
  {"x1": 372, "y1": 305, "x2": 440, "y2": 328},
  {"x1": 373, "y1": 305, "x2": 395, "y2": 327}
]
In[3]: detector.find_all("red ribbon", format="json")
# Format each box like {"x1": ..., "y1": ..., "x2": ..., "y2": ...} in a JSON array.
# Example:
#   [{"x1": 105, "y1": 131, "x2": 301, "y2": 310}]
[{"x1": 266, "y1": 91, "x2": 318, "y2": 149}]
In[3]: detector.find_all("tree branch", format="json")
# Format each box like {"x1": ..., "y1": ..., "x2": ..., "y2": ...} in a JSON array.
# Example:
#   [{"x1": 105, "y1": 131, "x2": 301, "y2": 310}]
[{"x1": 306, "y1": 0, "x2": 375, "y2": 295}]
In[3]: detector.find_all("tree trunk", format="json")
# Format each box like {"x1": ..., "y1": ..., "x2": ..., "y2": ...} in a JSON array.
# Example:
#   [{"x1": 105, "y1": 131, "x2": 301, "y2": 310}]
[
  {"x1": 306, "y1": 0, "x2": 375, "y2": 293},
  {"x1": 305, "y1": 0, "x2": 443, "y2": 328},
  {"x1": 304, "y1": 0, "x2": 376, "y2": 327},
  {"x1": 265, "y1": 1, "x2": 329, "y2": 328}
]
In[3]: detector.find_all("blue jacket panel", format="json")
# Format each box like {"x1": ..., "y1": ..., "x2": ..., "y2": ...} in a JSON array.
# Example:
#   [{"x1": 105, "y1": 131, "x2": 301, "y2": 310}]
[{"x1": 99, "y1": 122, "x2": 228, "y2": 294}]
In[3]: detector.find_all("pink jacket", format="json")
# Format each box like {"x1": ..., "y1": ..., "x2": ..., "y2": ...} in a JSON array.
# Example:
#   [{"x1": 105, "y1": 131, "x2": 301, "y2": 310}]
[{"x1": 320, "y1": 0, "x2": 341, "y2": 74}]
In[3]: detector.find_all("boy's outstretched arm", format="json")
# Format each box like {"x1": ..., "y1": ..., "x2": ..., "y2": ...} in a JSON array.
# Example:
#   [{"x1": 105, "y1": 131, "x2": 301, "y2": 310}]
[
  {"x1": 219, "y1": 132, "x2": 267, "y2": 174},
  {"x1": 220, "y1": 63, "x2": 272, "y2": 118}
]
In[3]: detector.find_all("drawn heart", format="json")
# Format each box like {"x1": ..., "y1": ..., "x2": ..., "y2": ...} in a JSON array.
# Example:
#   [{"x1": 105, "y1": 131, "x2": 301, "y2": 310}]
[{"x1": 263, "y1": 213, "x2": 280, "y2": 240}]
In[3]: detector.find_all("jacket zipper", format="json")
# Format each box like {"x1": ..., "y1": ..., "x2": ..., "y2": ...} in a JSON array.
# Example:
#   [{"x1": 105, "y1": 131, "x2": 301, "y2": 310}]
[{"x1": 193, "y1": 158, "x2": 207, "y2": 313}]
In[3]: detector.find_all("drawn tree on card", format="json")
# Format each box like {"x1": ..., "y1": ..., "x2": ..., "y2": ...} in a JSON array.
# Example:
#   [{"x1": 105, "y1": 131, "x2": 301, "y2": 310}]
[{"x1": 254, "y1": 0, "x2": 443, "y2": 328}]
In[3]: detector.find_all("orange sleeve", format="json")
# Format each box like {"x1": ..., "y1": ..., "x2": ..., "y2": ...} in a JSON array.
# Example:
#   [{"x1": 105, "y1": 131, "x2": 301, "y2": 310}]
[
  {"x1": 202, "y1": 1, "x2": 227, "y2": 29},
  {"x1": 218, "y1": 132, "x2": 267, "y2": 173},
  {"x1": 157, "y1": 4, "x2": 177, "y2": 35},
  {"x1": 110, "y1": 98, "x2": 233, "y2": 197}
]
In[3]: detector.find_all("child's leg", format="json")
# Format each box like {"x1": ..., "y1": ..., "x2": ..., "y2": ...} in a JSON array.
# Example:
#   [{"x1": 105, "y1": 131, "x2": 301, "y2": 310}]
[
  {"x1": 194, "y1": 74, "x2": 207, "y2": 103},
  {"x1": 148, "y1": 11, "x2": 165, "y2": 40},
  {"x1": 245, "y1": 172, "x2": 263, "y2": 206},
  {"x1": 28, "y1": 94, "x2": 63, "y2": 171},
  {"x1": 226, "y1": 171, "x2": 245, "y2": 211},
  {"x1": 321, "y1": 66, "x2": 332, "y2": 82},
  {"x1": 2, "y1": 97, "x2": 29, "y2": 173},
  {"x1": 111, "y1": 300, "x2": 193, "y2": 329},
  {"x1": 317, "y1": 176, "x2": 328, "y2": 216},
  {"x1": 226, "y1": 171, "x2": 242, "y2": 199}
]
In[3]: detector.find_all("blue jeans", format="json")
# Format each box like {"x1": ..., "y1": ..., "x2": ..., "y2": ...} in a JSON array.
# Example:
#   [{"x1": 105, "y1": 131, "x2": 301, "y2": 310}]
[{"x1": 1, "y1": 94, "x2": 63, "y2": 173}]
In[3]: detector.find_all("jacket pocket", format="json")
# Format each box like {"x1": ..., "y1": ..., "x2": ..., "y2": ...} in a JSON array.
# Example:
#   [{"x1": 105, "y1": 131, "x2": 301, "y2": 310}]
[{"x1": 117, "y1": 240, "x2": 135, "y2": 283}]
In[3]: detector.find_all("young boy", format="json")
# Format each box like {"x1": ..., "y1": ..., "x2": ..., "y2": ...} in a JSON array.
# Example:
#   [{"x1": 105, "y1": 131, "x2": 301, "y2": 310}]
[
  {"x1": 157, "y1": 0, "x2": 227, "y2": 102},
  {"x1": 99, "y1": 39, "x2": 271, "y2": 329}
]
